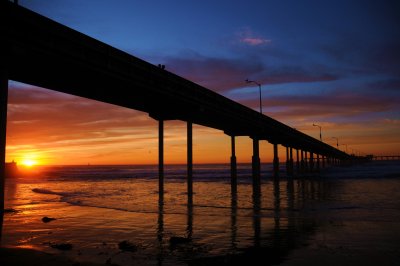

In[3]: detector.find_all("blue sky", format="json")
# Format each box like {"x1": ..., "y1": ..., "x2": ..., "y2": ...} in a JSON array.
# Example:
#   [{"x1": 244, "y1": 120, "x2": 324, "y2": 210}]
[{"x1": 6, "y1": 0, "x2": 400, "y2": 164}]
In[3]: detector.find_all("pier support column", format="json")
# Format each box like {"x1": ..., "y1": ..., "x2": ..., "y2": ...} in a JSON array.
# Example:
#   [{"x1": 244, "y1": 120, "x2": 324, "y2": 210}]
[
  {"x1": 230, "y1": 136, "x2": 237, "y2": 196},
  {"x1": 316, "y1": 154, "x2": 320, "y2": 172},
  {"x1": 0, "y1": 56, "x2": 7, "y2": 246},
  {"x1": 252, "y1": 137, "x2": 261, "y2": 198},
  {"x1": 310, "y1": 152, "x2": 314, "y2": 172},
  {"x1": 296, "y1": 149, "x2": 300, "y2": 175},
  {"x1": 300, "y1": 150, "x2": 305, "y2": 174},
  {"x1": 285, "y1": 146, "x2": 290, "y2": 176},
  {"x1": 273, "y1": 143, "x2": 279, "y2": 180},
  {"x1": 252, "y1": 138, "x2": 261, "y2": 248},
  {"x1": 322, "y1": 155, "x2": 325, "y2": 168},
  {"x1": 0, "y1": 62, "x2": 7, "y2": 215},
  {"x1": 304, "y1": 151, "x2": 309, "y2": 172},
  {"x1": 158, "y1": 120, "x2": 164, "y2": 203},
  {"x1": 289, "y1": 147, "x2": 294, "y2": 177},
  {"x1": 187, "y1": 122, "x2": 193, "y2": 204}
]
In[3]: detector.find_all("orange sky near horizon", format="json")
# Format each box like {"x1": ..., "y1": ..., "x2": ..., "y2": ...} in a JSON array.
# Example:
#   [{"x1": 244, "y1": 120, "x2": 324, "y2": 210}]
[{"x1": 5, "y1": 82, "x2": 400, "y2": 166}]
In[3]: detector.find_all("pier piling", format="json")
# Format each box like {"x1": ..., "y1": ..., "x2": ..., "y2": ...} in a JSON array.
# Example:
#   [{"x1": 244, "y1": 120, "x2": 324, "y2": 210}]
[
  {"x1": 252, "y1": 137, "x2": 261, "y2": 198},
  {"x1": 0, "y1": 59, "x2": 8, "y2": 215},
  {"x1": 187, "y1": 122, "x2": 193, "y2": 204},
  {"x1": 285, "y1": 147, "x2": 290, "y2": 176},
  {"x1": 310, "y1": 152, "x2": 314, "y2": 172},
  {"x1": 230, "y1": 136, "x2": 237, "y2": 196},
  {"x1": 158, "y1": 119, "x2": 164, "y2": 203},
  {"x1": 0, "y1": 56, "x2": 7, "y2": 242},
  {"x1": 273, "y1": 143, "x2": 279, "y2": 179},
  {"x1": 289, "y1": 147, "x2": 294, "y2": 177}
]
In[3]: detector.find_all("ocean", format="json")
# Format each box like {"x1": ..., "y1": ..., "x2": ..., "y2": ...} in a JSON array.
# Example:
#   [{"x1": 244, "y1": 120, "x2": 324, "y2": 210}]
[{"x1": 2, "y1": 161, "x2": 400, "y2": 265}]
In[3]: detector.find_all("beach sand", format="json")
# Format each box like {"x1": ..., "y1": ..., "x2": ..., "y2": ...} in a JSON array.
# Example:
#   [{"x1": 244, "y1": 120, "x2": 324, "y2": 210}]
[
  {"x1": 2, "y1": 163, "x2": 400, "y2": 265},
  {"x1": 2, "y1": 245, "x2": 399, "y2": 266},
  {"x1": 279, "y1": 247, "x2": 400, "y2": 266},
  {"x1": 0, "y1": 247, "x2": 103, "y2": 266}
]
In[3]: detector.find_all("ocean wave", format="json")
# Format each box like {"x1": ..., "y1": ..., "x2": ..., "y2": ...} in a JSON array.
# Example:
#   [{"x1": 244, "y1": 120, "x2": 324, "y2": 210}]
[
  {"x1": 32, "y1": 187, "x2": 83, "y2": 196},
  {"x1": 32, "y1": 188, "x2": 65, "y2": 196},
  {"x1": 31, "y1": 188, "x2": 264, "y2": 217}
]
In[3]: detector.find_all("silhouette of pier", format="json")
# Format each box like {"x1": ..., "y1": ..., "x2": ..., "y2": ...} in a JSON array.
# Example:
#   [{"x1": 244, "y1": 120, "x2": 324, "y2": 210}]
[
  {"x1": 372, "y1": 155, "x2": 400, "y2": 161},
  {"x1": 0, "y1": 1, "x2": 354, "y2": 210}
]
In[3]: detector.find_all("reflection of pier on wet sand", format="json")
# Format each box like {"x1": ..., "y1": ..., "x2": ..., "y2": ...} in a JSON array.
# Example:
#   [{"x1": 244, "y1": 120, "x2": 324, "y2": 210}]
[{"x1": 154, "y1": 178, "x2": 331, "y2": 265}]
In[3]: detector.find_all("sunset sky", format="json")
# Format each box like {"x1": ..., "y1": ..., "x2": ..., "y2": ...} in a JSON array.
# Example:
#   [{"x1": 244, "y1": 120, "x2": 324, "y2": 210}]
[{"x1": 6, "y1": 0, "x2": 400, "y2": 165}]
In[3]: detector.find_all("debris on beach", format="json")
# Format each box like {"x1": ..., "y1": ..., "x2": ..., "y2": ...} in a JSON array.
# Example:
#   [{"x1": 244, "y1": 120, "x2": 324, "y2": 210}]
[
  {"x1": 50, "y1": 243, "x2": 73, "y2": 250},
  {"x1": 118, "y1": 240, "x2": 138, "y2": 252},
  {"x1": 169, "y1": 236, "x2": 192, "y2": 246},
  {"x1": 3, "y1": 208, "x2": 19, "y2": 214},
  {"x1": 42, "y1": 216, "x2": 56, "y2": 223}
]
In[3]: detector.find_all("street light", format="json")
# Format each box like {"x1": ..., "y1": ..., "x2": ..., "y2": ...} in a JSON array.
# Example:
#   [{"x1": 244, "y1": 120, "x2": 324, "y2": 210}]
[
  {"x1": 313, "y1": 123, "x2": 322, "y2": 141},
  {"x1": 332, "y1": 137, "x2": 339, "y2": 148},
  {"x1": 341, "y1": 144, "x2": 348, "y2": 153},
  {"x1": 245, "y1": 79, "x2": 262, "y2": 114}
]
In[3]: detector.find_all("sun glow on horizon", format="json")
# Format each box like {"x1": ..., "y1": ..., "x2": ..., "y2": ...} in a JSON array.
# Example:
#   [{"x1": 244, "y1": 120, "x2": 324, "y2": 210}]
[{"x1": 21, "y1": 159, "x2": 37, "y2": 167}]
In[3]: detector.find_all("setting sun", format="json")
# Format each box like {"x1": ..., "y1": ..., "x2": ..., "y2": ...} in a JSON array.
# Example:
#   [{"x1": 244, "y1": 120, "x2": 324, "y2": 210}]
[{"x1": 21, "y1": 159, "x2": 37, "y2": 167}]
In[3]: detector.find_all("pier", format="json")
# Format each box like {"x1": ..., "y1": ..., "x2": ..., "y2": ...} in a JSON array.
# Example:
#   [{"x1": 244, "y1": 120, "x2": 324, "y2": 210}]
[
  {"x1": 372, "y1": 155, "x2": 400, "y2": 161},
  {"x1": 0, "y1": 1, "x2": 352, "y2": 209}
]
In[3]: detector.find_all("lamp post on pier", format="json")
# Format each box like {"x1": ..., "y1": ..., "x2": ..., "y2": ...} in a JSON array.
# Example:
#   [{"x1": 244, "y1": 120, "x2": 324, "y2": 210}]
[
  {"x1": 245, "y1": 79, "x2": 263, "y2": 114},
  {"x1": 341, "y1": 144, "x2": 348, "y2": 153},
  {"x1": 332, "y1": 137, "x2": 339, "y2": 148},
  {"x1": 313, "y1": 123, "x2": 322, "y2": 141}
]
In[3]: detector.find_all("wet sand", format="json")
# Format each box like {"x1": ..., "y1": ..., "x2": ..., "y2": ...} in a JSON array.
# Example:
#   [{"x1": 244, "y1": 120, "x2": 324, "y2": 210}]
[
  {"x1": 2, "y1": 245, "x2": 398, "y2": 266},
  {"x1": 279, "y1": 246, "x2": 400, "y2": 266},
  {"x1": 2, "y1": 162, "x2": 400, "y2": 265},
  {"x1": 0, "y1": 247, "x2": 103, "y2": 266}
]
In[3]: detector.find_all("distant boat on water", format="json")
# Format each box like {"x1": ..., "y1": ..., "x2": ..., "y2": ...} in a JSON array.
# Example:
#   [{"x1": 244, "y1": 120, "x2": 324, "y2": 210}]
[{"x1": 5, "y1": 161, "x2": 19, "y2": 178}]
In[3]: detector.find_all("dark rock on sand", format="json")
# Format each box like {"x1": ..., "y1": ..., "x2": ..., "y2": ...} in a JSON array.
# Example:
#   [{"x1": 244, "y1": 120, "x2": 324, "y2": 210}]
[
  {"x1": 50, "y1": 243, "x2": 73, "y2": 251},
  {"x1": 3, "y1": 208, "x2": 19, "y2": 214},
  {"x1": 42, "y1": 216, "x2": 56, "y2": 223},
  {"x1": 118, "y1": 240, "x2": 137, "y2": 252},
  {"x1": 0, "y1": 248, "x2": 104, "y2": 266},
  {"x1": 169, "y1": 236, "x2": 192, "y2": 246},
  {"x1": 105, "y1": 257, "x2": 121, "y2": 266}
]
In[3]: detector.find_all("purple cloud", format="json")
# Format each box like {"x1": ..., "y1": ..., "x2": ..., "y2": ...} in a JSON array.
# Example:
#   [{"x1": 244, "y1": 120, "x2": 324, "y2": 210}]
[{"x1": 162, "y1": 53, "x2": 338, "y2": 92}]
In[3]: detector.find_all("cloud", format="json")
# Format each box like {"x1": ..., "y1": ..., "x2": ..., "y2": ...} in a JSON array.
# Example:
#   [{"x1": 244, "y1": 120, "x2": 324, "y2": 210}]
[
  {"x1": 367, "y1": 78, "x2": 400, "y2": 92},
  {"x1": 236, "y1": 27, "x2": 271, "y2": 46},
  {"x1": 319, "y1": 38, "x2": 400, "y2": 77},
  {"x1": 236, "y1": 88, "x2": 399, "y2": 121},
  {"x1": 162, "y1": 53, "x2": 338, "y2": 93},
  {"x1": 241, "y1": 37, "x2": 271, "y2": 46},
  {"x1": 383, "y1": 118, "x2": 400, "y2": 125},
  {"x1": 7, "y1": 84, "x2": 157, "y2": 147}
]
